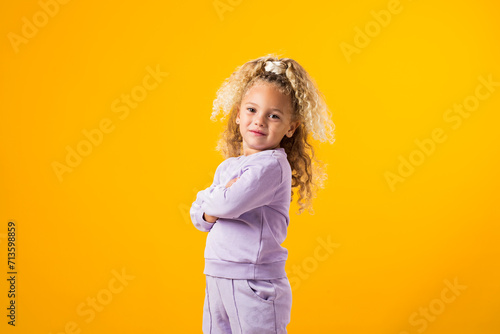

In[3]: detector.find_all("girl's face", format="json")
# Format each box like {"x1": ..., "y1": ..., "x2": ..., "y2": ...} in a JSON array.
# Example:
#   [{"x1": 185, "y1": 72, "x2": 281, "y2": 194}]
[{"x1": 236, "y1": 82, "x2": 300, "y2": 156}]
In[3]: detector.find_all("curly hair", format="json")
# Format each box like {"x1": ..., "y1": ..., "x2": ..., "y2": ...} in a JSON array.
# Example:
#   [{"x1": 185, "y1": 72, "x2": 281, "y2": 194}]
[{"x1": 211, "y1": 53, "x2": 335, "y2": 214}]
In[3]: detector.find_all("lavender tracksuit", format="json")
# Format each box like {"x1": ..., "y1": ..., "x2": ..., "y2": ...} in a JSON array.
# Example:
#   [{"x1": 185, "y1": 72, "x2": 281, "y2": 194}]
[{"x1": 191, "y1": 147, "x2": 292, "y2": 333}]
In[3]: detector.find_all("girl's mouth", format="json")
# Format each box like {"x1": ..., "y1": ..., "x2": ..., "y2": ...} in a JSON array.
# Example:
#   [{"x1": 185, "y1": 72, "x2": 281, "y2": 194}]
[{"x1": 250, "y1": 130, "x2": 265, "y2": 136}]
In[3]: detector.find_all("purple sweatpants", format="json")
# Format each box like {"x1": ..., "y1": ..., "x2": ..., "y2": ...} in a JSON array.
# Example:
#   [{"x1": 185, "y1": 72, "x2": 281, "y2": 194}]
[{"x1": 202, "y1": 275, "x2": 292, "y2": 333}]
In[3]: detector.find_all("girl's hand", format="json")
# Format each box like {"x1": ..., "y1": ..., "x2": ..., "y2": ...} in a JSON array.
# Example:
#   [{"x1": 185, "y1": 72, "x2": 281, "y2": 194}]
[
  {"x1": 225, "y1": 177, "x2": 240, "y2": 188},
  {"x1": 203, "y1": 212, "x2": 218, "y2": 223}
]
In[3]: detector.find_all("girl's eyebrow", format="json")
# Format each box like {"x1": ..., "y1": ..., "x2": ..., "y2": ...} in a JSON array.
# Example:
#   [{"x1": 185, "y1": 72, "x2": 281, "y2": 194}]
[{"x1": 245, "y1": 102, "x2": 283, "y2": 113}]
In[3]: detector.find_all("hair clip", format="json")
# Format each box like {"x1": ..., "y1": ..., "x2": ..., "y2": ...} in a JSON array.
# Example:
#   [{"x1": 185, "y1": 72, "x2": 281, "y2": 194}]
[{"x1": 264, "y1": 60, "x2": 287, "y2": 75}]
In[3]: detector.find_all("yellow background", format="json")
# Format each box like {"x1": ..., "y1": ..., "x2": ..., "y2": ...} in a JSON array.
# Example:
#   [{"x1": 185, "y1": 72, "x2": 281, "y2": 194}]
[{"x1": 1, "y1": 0, "x2": 499, "y2": 333}]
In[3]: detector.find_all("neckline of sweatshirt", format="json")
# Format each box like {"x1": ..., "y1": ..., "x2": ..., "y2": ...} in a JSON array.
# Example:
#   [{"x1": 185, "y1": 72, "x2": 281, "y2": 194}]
[{"x1": 237, "y1": 147, "x2": 286, "y2": 160}]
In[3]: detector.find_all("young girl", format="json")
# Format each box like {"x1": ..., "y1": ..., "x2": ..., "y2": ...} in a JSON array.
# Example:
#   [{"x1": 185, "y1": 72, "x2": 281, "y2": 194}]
[{"x1": 190, "y1": 54, "x2": 335, "y2": 333}]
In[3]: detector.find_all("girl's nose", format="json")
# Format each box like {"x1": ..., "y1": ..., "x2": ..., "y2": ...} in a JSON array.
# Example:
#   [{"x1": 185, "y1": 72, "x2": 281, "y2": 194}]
[{"x1": 253, "y1": 112, "x2": 266, "y2": 126}]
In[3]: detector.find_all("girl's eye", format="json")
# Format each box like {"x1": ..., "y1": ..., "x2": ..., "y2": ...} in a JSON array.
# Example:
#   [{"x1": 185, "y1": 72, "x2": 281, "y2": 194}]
[{"x1": 246, "y1": 108, "x2": 279, "y2": 119}]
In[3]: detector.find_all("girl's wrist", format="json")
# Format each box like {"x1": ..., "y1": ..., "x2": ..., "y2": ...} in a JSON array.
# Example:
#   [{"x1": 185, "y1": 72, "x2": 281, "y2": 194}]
[{"x1": 203, "y1": 212, "x2": 218, "y2": 223}]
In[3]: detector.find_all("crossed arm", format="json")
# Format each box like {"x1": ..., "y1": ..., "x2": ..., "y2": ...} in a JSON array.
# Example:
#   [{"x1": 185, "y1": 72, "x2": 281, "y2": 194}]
[
  {"x1": 202, "y1": 177, "x2": 239, "y2": 223},
  {"x1": 191, "y1": 158, "x2": 281, "y2": 231}
]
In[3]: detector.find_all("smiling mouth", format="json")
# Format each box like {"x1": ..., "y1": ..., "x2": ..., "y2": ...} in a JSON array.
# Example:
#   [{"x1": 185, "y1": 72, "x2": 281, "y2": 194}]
[{"x1": 250, "y1": 130, "x2": 266, "y2": 136}]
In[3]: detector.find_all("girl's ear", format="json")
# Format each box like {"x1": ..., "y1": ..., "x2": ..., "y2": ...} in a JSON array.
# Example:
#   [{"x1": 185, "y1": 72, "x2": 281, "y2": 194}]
[
  {"x1": 286, "y1": 121, "x2": 300, "y2": 137},
  {"x1": 236, "y1": 107, "x2": 241, "y2": 124}
]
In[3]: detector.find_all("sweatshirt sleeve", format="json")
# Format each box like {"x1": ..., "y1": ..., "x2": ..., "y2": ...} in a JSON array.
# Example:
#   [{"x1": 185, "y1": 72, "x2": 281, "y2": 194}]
[
  {"x1": 190, "y1": 160, "x2": 226, "y2": 232},
  {"x1": 190, "y1": 186, "x2": 217, "y2": 232},
  {"x1": 201, "y1": 157, "x2": 282, "y2": 219}
]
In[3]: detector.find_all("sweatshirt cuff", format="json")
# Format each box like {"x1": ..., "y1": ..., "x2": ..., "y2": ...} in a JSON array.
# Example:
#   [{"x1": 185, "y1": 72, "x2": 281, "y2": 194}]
[{"x1": 190, "y1": 203, "x2": 215, "y2": 232}]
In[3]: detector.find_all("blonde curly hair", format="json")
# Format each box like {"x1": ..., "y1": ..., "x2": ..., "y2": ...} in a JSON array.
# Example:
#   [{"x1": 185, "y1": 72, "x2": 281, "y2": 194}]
[{"x1": 211, "y1": 53, "x2": 335, "y2": 214}]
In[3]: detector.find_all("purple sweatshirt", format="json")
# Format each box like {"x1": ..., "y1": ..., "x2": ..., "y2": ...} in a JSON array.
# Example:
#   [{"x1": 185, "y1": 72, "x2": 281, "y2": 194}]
[{"x1": 190, "y1": 147, "x2": 291, "y2": 280}]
